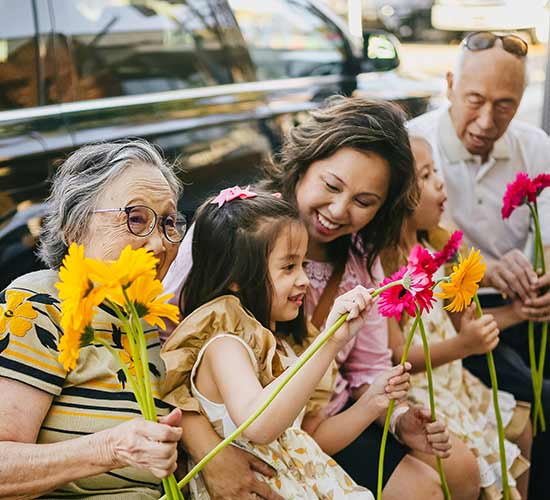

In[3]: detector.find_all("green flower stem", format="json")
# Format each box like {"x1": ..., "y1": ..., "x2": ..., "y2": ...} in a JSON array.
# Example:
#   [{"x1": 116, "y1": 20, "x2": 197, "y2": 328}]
[
  {"x1": 377, "y1": 314, "x2": 420, "y2": 500},
  {"x1": 107, "y1": 299, "x2": 148, "y2": 406},
  {"x1": 94, "y1": 337, "x2": 145, "y2": 409},
  {"x1": 122, "y1": 297, "x2": 183, "y2": 500},
  {"x1": 528, "y1": 203, "x2": 547, "y2": 433},
  {"x1": 418, "y1": 316, "x2": 451, "y2": 500},
  {"x1": 528, "y1": 320, "x2": 540, "y2": 434},
  {"x1": 474, "y1": 295, "x2": 509, "y2": 500},
  {"x1": 536, "y1": 321, "x2": 548, "y2": 432}
]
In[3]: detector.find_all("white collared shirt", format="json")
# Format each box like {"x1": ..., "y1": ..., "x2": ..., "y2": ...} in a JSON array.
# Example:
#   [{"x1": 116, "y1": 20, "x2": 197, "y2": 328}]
[{"x1": 408, "y1": 105, "x2": 550, "y2": 263}]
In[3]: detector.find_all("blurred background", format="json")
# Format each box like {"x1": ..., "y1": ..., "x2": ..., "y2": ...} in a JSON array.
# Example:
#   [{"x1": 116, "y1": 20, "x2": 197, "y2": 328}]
[{"x1": 326, "y1": 0, "x2": 550, "y2": 126}]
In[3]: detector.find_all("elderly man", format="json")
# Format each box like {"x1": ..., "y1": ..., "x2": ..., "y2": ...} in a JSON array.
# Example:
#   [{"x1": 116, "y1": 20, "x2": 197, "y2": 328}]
[{"x1": 409, "y1": 31, "x2": 550, "y2": 498}]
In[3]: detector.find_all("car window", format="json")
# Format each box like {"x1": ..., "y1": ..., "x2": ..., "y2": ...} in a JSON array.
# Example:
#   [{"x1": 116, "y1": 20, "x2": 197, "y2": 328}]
[
  {"x1": 48, "y1": 0, "x2": 240, "y2": 103},
  {"x1": 0, "y1": 0, "x2": 39, "y2": 111},
  {"x1": 228, "y1": 0, "x2": 347, "y2": 80}
]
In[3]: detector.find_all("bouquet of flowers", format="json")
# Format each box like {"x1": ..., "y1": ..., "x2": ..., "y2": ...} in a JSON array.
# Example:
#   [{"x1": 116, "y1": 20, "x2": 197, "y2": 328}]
[{"x1": 56, "y1": 243, "x2": 183, "y2": 500}]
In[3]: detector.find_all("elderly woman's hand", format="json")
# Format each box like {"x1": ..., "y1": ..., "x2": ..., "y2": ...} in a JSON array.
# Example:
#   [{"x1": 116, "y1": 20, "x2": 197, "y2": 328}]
[{"x1": 107, "y1": 408, "x2": 183, "y2": 478}]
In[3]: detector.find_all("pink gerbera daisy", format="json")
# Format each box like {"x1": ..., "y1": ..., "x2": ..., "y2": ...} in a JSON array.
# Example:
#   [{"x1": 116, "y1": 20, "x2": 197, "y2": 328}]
[{"x1": 433, "y1": 230, "x2": 463, "y2": 267}]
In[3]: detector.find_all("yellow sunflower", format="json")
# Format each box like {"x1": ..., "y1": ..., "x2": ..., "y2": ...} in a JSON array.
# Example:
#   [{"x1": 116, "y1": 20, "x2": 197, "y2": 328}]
[
  {"x1": 56, "y1": 243, "x2": 104, "y2": 370},
  {"x1": 87, "y1": 245, "x2": 158, "y2": 292},
  {"x1": 436, "y1": 248, "x2": 486, "y2": 313},
  {"x1": 124, "y1": 274, "x2": 180, "y2": 330},
  {"x1": 0, "y1": 290, "x2": 38, "y2": 337}
]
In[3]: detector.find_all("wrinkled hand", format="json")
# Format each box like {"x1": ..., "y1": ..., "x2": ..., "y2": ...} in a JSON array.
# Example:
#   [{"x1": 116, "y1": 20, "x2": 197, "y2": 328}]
[
  {"x1": 458, "y1": 303, "x2": 499, "y2": 355},
  {"x1": 327, "y1": 286, "x2": 375, "y2": 346},
  {"x1": 395, "y1": 406, "x2": 451, "y2": 458},
  {"x1": 521, "y1": 272, "x2": 550, "y2": 321},
  {"x1": 200, "y1": 443, "x2": 284, "y2": 500},
  {"x1": 485, "y1": 250, "x2": 538, "y2": 301},
  {"x1": 108, "y1": 408, "x2": 183, "y2": 478},
  {"x1": 360, "y1": 363, "x2": 411, "y2": 416}
]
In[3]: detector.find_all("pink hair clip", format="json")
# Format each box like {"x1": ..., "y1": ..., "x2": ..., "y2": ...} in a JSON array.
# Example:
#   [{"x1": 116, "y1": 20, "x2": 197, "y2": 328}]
[{"x1": 211, "y1": 185, "x2": 258, "y2": 207}]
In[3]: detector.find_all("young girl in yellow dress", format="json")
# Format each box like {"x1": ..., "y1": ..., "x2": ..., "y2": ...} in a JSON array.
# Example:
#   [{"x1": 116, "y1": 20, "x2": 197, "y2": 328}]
[
  {"x1": 382, "y1": 136, "x2": 532, "y2": 500},
  {"x1": 161, "y1": 188, "x2": 410, "y2": 499}
]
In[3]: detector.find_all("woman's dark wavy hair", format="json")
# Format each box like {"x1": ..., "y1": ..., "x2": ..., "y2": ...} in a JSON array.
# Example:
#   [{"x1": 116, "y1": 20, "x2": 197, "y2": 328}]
[
  {"x1": 260, "y1": 96, "x2": 419, "y2": 275},
  {"x1": 182, "y1": 190, "x2": 308, "y2": 344}
]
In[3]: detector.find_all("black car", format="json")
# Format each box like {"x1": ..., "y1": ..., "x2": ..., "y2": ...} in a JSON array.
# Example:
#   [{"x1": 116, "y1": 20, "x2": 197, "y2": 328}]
[{"x1": 0, "y1": 0, "x2": 436, "y2": 289}]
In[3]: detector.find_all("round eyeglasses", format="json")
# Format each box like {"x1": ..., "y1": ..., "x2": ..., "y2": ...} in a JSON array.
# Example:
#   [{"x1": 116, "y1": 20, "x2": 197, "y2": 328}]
[{"x1": 92, "y1": 205, "x2": 187, "y2": 243}]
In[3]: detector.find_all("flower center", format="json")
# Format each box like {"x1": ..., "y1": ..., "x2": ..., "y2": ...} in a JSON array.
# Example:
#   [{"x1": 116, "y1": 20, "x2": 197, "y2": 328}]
[{"x1": 5, "y1": 310, "x2": 14, "y2": 318}]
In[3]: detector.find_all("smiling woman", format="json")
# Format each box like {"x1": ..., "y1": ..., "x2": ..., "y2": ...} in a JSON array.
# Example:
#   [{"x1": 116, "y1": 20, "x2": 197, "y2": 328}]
[{"x1": 0, "y1": 140, "x2": 186, "y2": 499}]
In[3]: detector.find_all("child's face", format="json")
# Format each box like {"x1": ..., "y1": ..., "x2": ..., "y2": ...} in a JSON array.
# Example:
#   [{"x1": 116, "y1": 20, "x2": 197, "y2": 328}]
[
  {"x1": 410, "y1": 139, "x2": 446, "y2": 231},
  {"x1": 294, "y1": 147, "x2": 389, "y2": 246},
  {"x1": 268, "y1": 222, "x2": 310, "y2": 326}
]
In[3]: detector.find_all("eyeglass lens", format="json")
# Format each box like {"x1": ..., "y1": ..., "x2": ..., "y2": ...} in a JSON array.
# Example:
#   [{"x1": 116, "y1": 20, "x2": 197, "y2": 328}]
[
  {"x1": 127, "y1": 206, "x2": 185, "y2": 242},
  {"x1": 466, "y1": 32, "x2": 527, "y2": 57}
]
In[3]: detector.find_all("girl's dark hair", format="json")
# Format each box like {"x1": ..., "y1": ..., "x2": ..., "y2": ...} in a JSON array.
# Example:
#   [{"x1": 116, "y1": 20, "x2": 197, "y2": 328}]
[
  {"x1": 182, "y1": 190, "x2": 308, "y2": 344},
  {"x1": 260, "y1": 95, "x2": 418, "y2": 275}
]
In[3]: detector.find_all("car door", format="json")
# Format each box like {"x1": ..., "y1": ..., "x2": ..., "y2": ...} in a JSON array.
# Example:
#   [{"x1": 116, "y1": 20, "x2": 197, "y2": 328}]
[
  {"x1": 0, "y1": 0, "x2": 73, "y2": 289},
  {"x1": 49, "y1": 0, "x2": 275, "y2": 216}
]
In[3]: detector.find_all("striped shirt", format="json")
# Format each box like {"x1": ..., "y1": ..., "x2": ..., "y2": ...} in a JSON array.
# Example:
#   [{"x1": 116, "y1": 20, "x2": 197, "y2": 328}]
[{"x1": 0, "y1": 270, "x2": 170, "y2": 499}]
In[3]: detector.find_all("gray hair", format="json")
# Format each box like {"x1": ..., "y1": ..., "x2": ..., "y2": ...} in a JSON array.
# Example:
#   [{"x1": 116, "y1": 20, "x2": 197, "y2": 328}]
[
  {"x1": 452, "y1": 41, "x2": 528, "y2": 88},
  {"x1": 38, "y1": 140, "x2": 183, "y2": 269}
]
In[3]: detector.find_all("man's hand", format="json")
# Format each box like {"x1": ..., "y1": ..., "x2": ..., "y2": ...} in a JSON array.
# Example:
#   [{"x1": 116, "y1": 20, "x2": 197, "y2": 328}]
[
  {"x1": 395, "y1": 405, "x2": 451, "y2": 458},
  {"x1": 522, "y1": 272, "x2": 550, "y2": 321},
  {"x1": 484, "y1": 250, "x2": 538, "y2": 301}
]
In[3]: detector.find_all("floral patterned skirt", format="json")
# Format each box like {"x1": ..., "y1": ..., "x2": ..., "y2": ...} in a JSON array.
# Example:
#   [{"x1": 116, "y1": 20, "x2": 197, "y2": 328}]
[{"x1": 188, "y1": 426, "x2": 373, "y2": 499}]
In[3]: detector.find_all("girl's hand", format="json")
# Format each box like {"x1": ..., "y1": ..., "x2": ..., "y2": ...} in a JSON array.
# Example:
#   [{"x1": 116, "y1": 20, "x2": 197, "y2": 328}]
[
  {"x1": 395, "y1": 406, "x2": 452, "y2": 458},
  {"x1": 107, "y1": 408, "x2": 183, "y2": 478},
  {"x1": 458, "y1": 303, "x2": 499, "y2": 356},
  {"x1": 326, "y1": 286, "x2": 375, "y2": 345},
  {"x1": 359, "y1": 363, "x2": 411, "y2": 416}
]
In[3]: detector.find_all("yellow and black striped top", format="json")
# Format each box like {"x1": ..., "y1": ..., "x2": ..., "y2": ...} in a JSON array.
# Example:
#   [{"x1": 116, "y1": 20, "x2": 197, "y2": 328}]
[{"x1": 0, "y1": 270, "x2": 171, "y2": 499}]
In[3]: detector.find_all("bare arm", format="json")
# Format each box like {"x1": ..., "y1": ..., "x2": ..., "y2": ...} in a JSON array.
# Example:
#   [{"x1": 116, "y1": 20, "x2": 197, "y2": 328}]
[
  {"x1": 203, "y1": 334, "x2": 343, "y2": 444},
  {"x1": 0, "y1": 378, "x2": 181, "y2": 499},
  {"x1": 302, "y1": 365, "x2": 410, "y2": 455},
  {"x1": 302, "y1": 397, "x2": 379, "y2": 455}
]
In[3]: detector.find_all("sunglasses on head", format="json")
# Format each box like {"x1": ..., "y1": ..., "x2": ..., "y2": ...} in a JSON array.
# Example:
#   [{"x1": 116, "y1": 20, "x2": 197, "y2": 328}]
[{"x1": 462, "y1": 32, "x2": 528, "y2": 57}]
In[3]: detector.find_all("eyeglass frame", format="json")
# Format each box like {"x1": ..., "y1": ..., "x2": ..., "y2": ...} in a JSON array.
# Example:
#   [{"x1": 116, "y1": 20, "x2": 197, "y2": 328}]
[
  {"x1": 461, "y1": 31, "x2": 528, "y2": 57},
  {"x1": 92, "y1": 205, "x2": 187, "y2": 243}
]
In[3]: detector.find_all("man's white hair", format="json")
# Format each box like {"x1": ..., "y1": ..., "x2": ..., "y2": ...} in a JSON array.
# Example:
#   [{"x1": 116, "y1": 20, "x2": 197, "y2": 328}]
[{"x1": 452, "y1": 41, "x2": 529, "y2": 89}]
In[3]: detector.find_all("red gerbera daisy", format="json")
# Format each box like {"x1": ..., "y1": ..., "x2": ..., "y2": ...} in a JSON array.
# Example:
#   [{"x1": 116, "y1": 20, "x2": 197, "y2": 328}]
[
  {"x1": 533, "y1": 173, "x2": 550, "y2": 196},
  {"x1": 501, "y1": 172, "x2": 538, "y2": 219}
]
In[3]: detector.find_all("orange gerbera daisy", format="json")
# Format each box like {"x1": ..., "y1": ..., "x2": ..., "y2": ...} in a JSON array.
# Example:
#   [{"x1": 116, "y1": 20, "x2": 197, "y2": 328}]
[{"x1": 436, "y1": 248, "x2": 486, "y2": 313}]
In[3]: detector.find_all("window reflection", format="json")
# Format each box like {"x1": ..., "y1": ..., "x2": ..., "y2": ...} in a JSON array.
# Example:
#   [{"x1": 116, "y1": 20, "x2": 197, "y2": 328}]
[
  {"x1": 48, "y1": 0, "x2": 240, "y2": 103},
  {"x1": 228, "y1": 0, "x2": 346, "y2": 80}
]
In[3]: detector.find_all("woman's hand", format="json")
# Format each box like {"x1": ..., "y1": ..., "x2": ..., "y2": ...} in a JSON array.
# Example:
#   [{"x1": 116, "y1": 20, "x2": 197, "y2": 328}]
[
  {"x1": 359, "y1": 363, "x2": 411, "y2": 416},
  {"x1": 200, "y1": 444, "x2": 284, "y2": 500},
  {"x1": 327, "y1": 286, "x2": 375, "y2": 345},
  {"x1": 107, "y1": 408, "x2": 183, "y2": 478},
  {"x1": 458, "y1": 304, "x2": 499, "y2": 356}
]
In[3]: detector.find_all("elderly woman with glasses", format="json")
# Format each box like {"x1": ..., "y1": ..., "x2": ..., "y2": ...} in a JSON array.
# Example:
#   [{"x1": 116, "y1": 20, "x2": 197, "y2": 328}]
[{"x1": 0, "y1": 141, "x2": 187, "y2": 498}]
